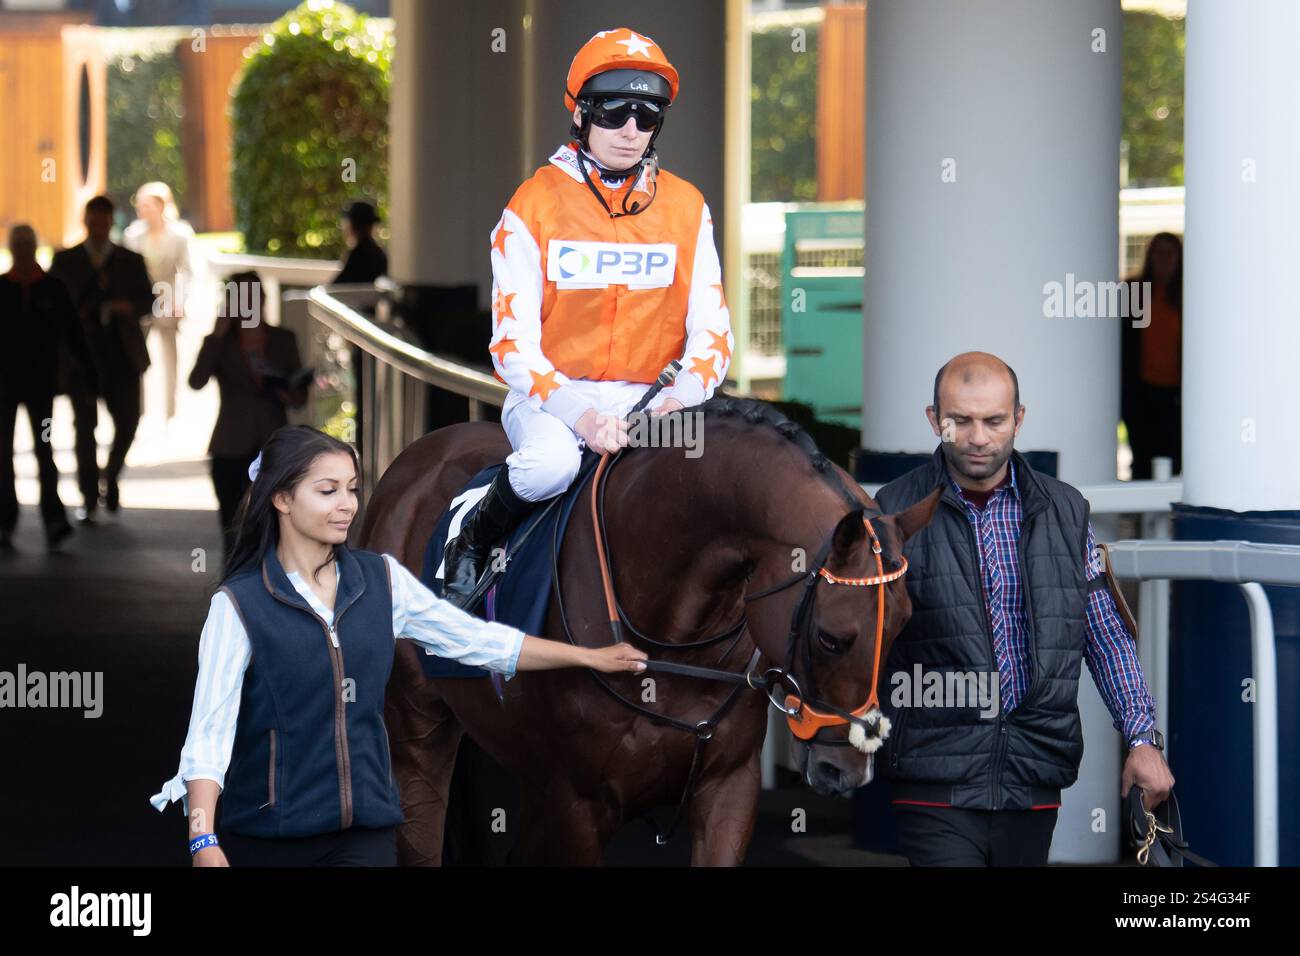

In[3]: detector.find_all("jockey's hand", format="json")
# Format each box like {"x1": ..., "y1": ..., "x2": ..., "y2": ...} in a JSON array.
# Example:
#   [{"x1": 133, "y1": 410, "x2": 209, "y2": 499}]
[
  {"x1": 576, "y1": 409, "x2": 629, "y2": 456},
  {"x1": 1121, "y1": 744, "x2": 1175, "y2": 812},
  {"x1": 652, "y1": 398, "x2": 685, "y2": 416},
  {"x1": 585, "y1": 642, "x2": 648, "y2": 674}
]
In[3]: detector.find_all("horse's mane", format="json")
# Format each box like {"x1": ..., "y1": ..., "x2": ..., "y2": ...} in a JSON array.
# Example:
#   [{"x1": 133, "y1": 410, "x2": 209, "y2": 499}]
[{"x1": 697, "y1": 396, "x2": 861, "y2": 509}]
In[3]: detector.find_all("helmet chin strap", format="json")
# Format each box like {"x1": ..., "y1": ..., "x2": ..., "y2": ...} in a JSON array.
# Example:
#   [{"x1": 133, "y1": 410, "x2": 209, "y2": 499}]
[
  {"x1": 574, "y1": 145, "x2": 660, "y2": 218},
  {"x1": 571, "y1": 100, "x2": 664, "y2": 218}
]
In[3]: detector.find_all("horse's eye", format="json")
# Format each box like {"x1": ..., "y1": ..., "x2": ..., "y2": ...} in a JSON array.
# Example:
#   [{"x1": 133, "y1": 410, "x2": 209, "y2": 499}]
[{"x1": 817, "y1": 629, "x2": 852, "y2": 655}]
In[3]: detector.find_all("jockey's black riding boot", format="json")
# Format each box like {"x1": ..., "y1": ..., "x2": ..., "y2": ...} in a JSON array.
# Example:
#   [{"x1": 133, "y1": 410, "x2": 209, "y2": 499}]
[{"x1": 442, "y1": 467, "x2": 535, "y2": 605}]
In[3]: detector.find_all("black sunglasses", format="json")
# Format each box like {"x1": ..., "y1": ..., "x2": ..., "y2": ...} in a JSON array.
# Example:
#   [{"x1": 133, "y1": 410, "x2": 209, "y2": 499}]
[{"x1": 588, "y1": 98, "x2": 664, "y2": 132}]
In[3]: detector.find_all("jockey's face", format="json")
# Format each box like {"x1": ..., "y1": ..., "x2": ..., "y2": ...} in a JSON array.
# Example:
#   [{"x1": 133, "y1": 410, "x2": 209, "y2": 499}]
[{"x1": 576, "y1": 106, "x2": 653, "y2": 172}]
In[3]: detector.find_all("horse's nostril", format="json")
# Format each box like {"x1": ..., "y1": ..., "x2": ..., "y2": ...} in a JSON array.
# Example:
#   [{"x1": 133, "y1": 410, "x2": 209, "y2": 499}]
[{"x1": 815, "y1": 761, "x2": 842, "y2": 785}]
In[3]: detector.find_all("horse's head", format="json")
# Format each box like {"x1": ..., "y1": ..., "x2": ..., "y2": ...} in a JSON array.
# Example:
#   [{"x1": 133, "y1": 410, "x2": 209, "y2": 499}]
[{"x1": 774, "y1": 484, "x2": 942, "y2": 797}]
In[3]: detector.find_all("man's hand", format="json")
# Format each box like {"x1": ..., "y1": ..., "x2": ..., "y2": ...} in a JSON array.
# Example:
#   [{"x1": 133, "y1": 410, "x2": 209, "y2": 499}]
[
  {"x1": 575, "y1": 408, "x2": 629, "y2": 456},
  {"x1": 1121, "y1": 744, "x2": 1175, "y2": 811},
  {"x1": 652, "y1": 397, "x2": 685, "y2": 416}
]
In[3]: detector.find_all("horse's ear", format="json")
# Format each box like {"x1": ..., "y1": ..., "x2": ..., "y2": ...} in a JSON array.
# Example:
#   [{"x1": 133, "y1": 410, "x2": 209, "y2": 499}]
[
  {"x1": 892, "y1": 484, "x2": 943, "y2": 543},
  {"x1": 830, "y1": 509, "x2": 867, "y2": 560}
]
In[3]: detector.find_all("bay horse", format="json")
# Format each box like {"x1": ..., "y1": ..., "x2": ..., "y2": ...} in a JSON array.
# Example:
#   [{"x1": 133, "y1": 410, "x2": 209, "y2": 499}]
[{"x1": 360, "y1": 397, "x2": 941, "y2": 865}]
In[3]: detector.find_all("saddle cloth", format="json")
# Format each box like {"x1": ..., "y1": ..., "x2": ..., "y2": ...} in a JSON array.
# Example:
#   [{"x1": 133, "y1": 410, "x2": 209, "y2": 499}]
[{"x1": 417, "y1": 463, "x2": 586, "y2": 681}]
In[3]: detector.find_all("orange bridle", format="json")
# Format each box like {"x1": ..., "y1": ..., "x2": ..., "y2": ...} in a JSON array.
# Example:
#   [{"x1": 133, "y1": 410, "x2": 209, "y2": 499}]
[{"x1": 782, "y1": 517, "x2": 908, "y2": 742}]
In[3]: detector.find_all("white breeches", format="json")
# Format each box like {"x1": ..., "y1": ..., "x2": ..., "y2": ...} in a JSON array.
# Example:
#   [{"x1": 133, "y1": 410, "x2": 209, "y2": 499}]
[{"x1": 500, "y1": 379, "x2": 670, "y2": 502}]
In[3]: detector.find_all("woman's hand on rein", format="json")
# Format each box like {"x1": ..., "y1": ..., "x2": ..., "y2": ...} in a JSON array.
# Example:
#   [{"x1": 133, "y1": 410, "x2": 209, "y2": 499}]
[{"x1": 585, "y1": 642, "x2": 648, "y2": 674}]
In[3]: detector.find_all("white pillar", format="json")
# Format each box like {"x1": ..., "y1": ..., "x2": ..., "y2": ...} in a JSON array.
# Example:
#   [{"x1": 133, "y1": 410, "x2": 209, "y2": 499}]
[
  {"x1": 389, "y1": 0, "x2": 527, "y2": 305},
  {"x1": 863, "y1": 0, "x2": 1122, "y2": 486},
  {"x1": 1182, "y1": 0, "x2": 1300, "y2": 512},
  {"x1": 863, "y1": 0, "x2": 1124, "y2": 864}
]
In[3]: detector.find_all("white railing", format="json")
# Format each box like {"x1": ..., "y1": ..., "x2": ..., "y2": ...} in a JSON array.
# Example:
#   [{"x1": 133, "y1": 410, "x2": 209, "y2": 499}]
[
  {"x1": 301, "y1": 286, "x2": 506, "y2": 490},
  {"x1": 1105, "y1": 538, "x2": 1298, "y2": 868}
]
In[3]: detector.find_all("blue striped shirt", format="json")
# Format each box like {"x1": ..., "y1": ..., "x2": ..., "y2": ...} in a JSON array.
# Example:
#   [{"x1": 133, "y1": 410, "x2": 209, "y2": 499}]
[{"x1": 947, "y1": 462, "x2": 1156, "y2": 741}]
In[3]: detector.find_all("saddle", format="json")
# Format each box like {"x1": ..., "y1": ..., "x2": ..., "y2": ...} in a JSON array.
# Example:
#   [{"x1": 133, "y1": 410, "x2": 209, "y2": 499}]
[{"x1": 417, "y1": 463, "x2": 588, "y2": 681}]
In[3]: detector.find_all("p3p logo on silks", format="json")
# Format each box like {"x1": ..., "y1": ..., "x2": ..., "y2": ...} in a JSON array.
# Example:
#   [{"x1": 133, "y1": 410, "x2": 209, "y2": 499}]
[{"x1": 546, "y1": 240, "x2": 677, "y2": 289}]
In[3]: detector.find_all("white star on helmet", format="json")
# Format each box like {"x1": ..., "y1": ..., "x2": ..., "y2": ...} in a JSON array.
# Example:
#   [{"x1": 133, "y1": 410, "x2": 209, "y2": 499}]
[{"x1": 617, "y1": 31, "x2": 656, "y2": 57}]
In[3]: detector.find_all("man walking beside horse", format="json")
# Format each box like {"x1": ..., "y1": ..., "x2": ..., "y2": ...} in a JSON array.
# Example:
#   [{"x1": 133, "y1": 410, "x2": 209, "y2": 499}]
[{"x1": 875, "y1": 351, "x2": 1174, "y2": 866}]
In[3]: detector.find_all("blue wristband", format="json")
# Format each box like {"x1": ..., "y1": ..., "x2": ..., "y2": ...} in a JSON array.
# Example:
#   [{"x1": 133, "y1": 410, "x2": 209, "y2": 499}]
[{"x1": 189, "y1": 833, "x2": 219, "y2": 856}]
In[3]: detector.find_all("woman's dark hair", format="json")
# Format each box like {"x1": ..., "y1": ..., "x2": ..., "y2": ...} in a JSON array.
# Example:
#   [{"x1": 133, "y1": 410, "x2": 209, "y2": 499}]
[
  {"x1": 1135, "y1": 232, "x2": 1183, "y2": 312},
  {"x1": 218, "y1": 271, "x2": 264, "y2": 337},
  {"x1": 219, "y1": 425, "x2": 361, "y2": 588}
]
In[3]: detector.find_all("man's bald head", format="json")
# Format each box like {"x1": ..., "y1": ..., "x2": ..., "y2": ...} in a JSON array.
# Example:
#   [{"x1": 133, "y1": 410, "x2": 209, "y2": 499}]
[
  {"x1": 927, "y1": 351, "x2": 1025, "y2": 486},
  {"x1": 932, "y1": 352, "x2": 1021, "y2": 421}
]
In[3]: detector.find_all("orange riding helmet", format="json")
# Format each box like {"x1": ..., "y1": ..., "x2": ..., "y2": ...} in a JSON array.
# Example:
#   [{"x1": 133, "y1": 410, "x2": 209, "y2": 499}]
[{"x1": 563, "y1": 27, "x2": 681, "y2": 112}]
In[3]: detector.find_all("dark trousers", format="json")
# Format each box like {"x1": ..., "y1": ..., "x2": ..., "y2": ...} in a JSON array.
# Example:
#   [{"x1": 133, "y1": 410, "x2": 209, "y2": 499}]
[
  {"x1": 211, "y1": 453, "x2": 256, "y2": 556},
  {"x1": 1126, "y1": 382, "x2": 1181, "y2": 480},
  {"x1": 67, "y1": 365, "x2": 141, "y2": 508},
  {"x1": 0, "y1": 391, "x2": 69, "y2": 533},
  {"x1": 894, "y1": 804, "x2": 1059, "y2": 866},
  {"x1": 219, "y1": 826, "x2": 397, "y2": 867}
]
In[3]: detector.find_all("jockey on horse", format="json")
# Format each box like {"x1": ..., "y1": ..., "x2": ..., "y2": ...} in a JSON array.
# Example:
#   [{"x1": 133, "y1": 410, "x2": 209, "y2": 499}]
[{"x1": 443, "y1": 27, "x2": 734, "y2": 603}]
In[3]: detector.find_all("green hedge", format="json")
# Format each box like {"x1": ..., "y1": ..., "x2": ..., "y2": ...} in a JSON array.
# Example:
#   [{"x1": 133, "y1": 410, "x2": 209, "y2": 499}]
[
  {"x1": 751, "y1": 21, "x2": 818, "y2": 203},
  {"x1": 231, "y1": 0, "x2": 392, "y2": 258},
  {"x1": 1122, "y1": 10, "x2": 1185, "y2": 187},
  {"x1": 106, "y1": 49, "x2": 187, "y2": 222}
]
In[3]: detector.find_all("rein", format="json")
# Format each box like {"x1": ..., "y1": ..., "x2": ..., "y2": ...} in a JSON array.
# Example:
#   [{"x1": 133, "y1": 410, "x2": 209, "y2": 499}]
[{"x1": 587, "y1": 445, "x2": 907, "y2": 746}]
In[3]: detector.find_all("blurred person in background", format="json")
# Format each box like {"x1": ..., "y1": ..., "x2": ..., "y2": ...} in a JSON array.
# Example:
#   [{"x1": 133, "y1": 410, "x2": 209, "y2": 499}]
[
  {"x1": 0, "y1": 224, "x2": 98, "y2": 550},
  {"x1": 189, "y1": 272, "x2": 309, "y2": 556},
  {"x1": 334, "y1": 200, "x2": 387, "y2": 285},
  {"x1": 49, "y1": 195, "x2": 155, "y2": 523},
  {"x1": 123, "y1": 181, "x2": 194, "y2": 425},
  {"x1": 1121, "y1": 233, "x2": 1183, "y2": 480}
]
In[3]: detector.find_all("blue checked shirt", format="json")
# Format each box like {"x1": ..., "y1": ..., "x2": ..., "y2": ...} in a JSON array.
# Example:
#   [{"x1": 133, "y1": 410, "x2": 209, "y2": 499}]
[{"x1": 947, "y1": 463, "x2": 1156, "y2": 742}]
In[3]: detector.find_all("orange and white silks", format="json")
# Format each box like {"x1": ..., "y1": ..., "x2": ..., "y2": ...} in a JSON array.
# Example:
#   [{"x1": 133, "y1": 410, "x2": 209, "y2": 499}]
[{"x1": 487, "y1": 142, "x2": 734, "y2": 431}]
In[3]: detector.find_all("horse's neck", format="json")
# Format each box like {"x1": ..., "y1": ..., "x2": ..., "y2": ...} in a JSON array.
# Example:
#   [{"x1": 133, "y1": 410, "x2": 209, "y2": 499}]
[{"x1": 607, "y1": 436, "x2": 851, "y2": 645}]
